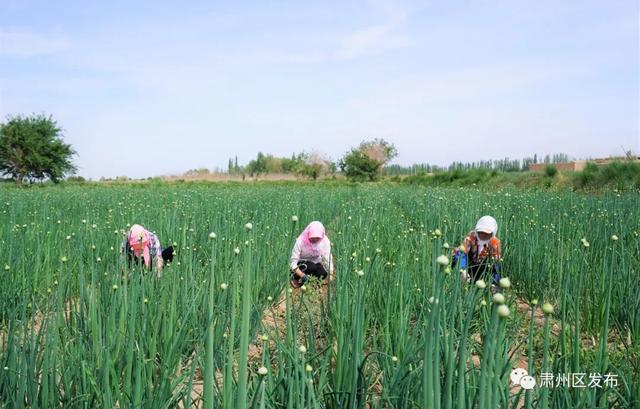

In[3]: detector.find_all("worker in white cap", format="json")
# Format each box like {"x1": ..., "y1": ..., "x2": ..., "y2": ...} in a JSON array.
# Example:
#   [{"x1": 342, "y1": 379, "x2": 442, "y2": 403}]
[{"x1": 453, "y1": 216, "x2": 502, "y2": 284}]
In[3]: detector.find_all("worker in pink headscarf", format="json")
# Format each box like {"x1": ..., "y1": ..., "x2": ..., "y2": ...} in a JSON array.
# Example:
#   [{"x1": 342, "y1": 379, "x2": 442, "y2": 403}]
[
  {"x1": 290, "y1": 221, "x2": 335, "y2": 288},
  {"x1": 121, "y1": 224, "x2": 174, "y2": 277}
]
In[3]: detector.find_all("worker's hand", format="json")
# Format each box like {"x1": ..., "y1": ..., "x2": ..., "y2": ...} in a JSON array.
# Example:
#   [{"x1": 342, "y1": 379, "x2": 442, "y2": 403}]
[{"x1": 290, "y1": 272, "x2": 308, "y2": 288}]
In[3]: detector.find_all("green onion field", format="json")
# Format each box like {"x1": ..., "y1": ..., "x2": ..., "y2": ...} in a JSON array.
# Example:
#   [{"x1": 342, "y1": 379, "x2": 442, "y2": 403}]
[{"x1": 0, "y1": 184, "x2": 637, "y2": 408}]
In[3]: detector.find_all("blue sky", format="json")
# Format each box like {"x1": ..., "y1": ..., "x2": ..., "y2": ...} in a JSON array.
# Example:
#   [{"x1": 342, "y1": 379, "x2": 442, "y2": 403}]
[{"x1": 0, "y1": 0, "x2": 638, "y2": 179}]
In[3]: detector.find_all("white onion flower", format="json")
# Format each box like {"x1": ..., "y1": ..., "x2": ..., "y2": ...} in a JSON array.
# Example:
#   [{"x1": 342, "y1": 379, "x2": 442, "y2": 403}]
[{"x1": 497, "y1": 305, "x2": 510, "y2": 318}]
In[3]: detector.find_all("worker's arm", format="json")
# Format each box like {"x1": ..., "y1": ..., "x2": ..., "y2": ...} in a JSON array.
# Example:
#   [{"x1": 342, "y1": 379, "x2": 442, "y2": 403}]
[
  {"x1": 326, "y1": 239, "x2": 335, "y2": 282},
  {"x1": 453, "y1": 233, "x2": 473, "y2": 268},
  {"x1": 290, "y1": 240, "x2": 305, "y2": 279}
]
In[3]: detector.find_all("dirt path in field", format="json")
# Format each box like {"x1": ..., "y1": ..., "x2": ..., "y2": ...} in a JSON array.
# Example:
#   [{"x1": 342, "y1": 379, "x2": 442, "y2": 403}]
[
  {"x1": 248, "y1": 289, "x2": 290, "y2": 361},
  {"x1": 248, "y1": 282, "x2": 333, "y2": 361}
]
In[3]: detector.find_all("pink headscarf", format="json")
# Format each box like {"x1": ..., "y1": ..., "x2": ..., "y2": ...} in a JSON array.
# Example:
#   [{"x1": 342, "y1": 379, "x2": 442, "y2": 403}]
[
  {"x1": 297, "y1": 221, "x2": 327, "y2": 255},
  {"x1": 128, "y1": 224, "x2": 151, "y2": 267}
]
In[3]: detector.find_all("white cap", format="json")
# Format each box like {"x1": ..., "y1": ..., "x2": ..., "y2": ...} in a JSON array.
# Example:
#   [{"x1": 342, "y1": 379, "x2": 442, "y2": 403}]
[{"x1": 475, "y1": 216, "x2": 498, "y2": 235}]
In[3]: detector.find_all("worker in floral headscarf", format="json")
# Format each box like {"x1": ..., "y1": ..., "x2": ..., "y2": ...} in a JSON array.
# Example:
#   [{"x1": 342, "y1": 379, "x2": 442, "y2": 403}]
[
  {"x1": 453, "y1": 216, "x2": 502, "y2": 284},
  {"x1": 290, "y1": 221, "x2": 335, "y2": 288},
  {"x1": 121, "y1": 224, "x2": 173, "y2": 277}
]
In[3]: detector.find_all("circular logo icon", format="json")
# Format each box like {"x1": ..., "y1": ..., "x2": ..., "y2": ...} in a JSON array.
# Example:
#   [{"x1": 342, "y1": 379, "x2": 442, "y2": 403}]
[
  {"x1": 520, "y1": 375, "x2": 537, "y2": 390},
  {"x1": 510, "y1": 368, "x2": 528, "y2": 386}
]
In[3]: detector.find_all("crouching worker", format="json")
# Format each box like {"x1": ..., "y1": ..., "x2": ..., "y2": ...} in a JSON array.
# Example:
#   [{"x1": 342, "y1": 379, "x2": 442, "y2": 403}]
[
  {"x1": 290, "y1": 221, "x2": 335, "y2": 288},
  {"x1": 121, "y1": 224, "x2": 174, "y2": 277},
  {"x1": 453, "y1": 216, "x2": 502, "y2": 285}
]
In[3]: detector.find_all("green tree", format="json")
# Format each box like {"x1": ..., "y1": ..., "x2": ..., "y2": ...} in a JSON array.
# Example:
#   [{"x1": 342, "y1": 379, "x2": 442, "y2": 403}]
[
  {"x1": 339, "y1": 138, "x2": 398, "y2": 181},
  {"x1": 0, "y1": 114, "x2": 77, "y2": 185},
  {"x1": 246, "y1": 152, "x2": 268, "y2": 176},
  {"x1": 282, "y1": 153, "x2": 305, "y2": 173},
  {"x1": 339, "y1": 150, "x2": 381, "y2": 181},
  {"x1": 264, "y1": 155, "x2": 283, "y2": 173},
  {"x1": 296, "y1": 151, "x2": 331, "y2": 181}
]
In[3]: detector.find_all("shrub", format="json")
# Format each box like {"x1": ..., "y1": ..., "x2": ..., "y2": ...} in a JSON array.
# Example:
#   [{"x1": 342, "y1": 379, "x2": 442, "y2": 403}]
[
  {"x1": 544, "y1": 165, "x2": 558, "y2": 178},
  {"x1": 573, "y1": 161, "x2": 640, "y2": 190},
  {"x1": 67, "y1": 176, "x2": 87, "y2": 183}
]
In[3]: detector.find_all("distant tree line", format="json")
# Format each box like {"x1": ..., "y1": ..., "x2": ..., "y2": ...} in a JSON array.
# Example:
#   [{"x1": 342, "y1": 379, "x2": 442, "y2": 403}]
[
  {"x1": 226, "y1": 146, "x2": 573, "y2": 181},
  {"x1": 385, "y1": 153, "x2": 571, "y2": 176},
  {"x1": 224, "y1": 138, "x2": 398, "y2": 181},
  {"x1": 385, "y1": 163, "x2": 444, "y2": 176},
  {"x1": 226, "y1": 151, "x2": 337, "y2": 180}
]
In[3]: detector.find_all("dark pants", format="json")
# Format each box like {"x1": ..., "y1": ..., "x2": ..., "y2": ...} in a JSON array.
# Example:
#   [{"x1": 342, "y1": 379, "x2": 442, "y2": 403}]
[
  {"x1": 454, "y1": 250, "x2": 500, "y2": 284},
  {"x1": 290, "y1": 261, "x2": 328, "y2": 285},
  {"x1": 468, "y1": 260, "x2": 500, "y2": 284},
  {"x1": 127, "y1": 246, "x2": 174, "y2": 268},
  {"x1": 161, "y1": 246, "x2": 174, "y2": 263},
  {"x1": 468, "y1": 262, "x2": 490, "y2": 282}
]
